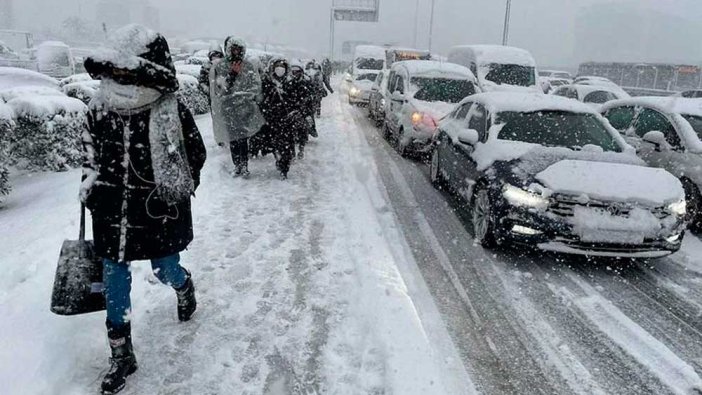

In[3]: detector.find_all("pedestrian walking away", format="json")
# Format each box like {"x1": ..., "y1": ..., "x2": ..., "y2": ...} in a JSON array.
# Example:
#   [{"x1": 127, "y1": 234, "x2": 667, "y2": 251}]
[
  {"x1": 198, "y1": 45, "x2": 224, "y2": 97},
  {"x1": 288, "y1": 60, "x2": 316, "y2": 159},
  {"x1": 210, "y1": 36, "x2": 265, "y2": 178},
  {"x1": 260, "y1": 57, "x2": 295, "y2": 179},
  {"x1": 305, "y1": 60, "x2": 329, "y2": 118},
  {"x1": 82, "y1": 24, "x2": 207, "y2": 395}
]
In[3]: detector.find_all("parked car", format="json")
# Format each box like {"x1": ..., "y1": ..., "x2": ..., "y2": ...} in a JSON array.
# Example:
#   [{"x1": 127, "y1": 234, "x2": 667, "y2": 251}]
[
  {"x1": 385, "y1": 47, "x2": 431, "y2": 68},
  {"x1": 601, "y1": 97, "x2": 702, "y2": 231},
  {"x1": 539, "y1": 70, "x2": 573, "y2": 80},
  {"x1": 35, "y1": 41, "x2": 75, "y2": 79},
  {"x1": 348, "y1": 71, "x2": 378, "y2": 106},
  {"x1": 539, "y1": 77, "x2": 570, "y2": 94},
  {"x1": 447, "y1": 45, "x2": 540, "y2": 93},
  {"x1": 368, "y1": 69, "x2": 390, "y2": 126},
  {"x1": 552, "y1": 84, "x2": 628, "y2": 111},
  {"x1": 430, "y1": 92, "x2": 686, "y2": 257},
  {"x1": 674, "y1": 90, "x2": 702, "y2": 98},
  {"x1": 353, "y1": 45, "x2": 386, "y2": 75},
  {"x1": 384, "y1": 60, "x2": 478, "y2": 156}
]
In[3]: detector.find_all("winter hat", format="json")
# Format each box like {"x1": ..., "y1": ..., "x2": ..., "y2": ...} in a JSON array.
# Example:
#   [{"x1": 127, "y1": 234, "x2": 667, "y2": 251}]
[
  {"x1": 268, "y1": 56, "x2": 288, "y2": 74},
  {"x1": 290, "y1": 59, "x2": 304, "y2": 72},
  {"x1": 224, "y1": 36, "x2": 247, "y2": 61},
  {"x1": 85, "y1": 24, "x2": 179, "y2": 94}
]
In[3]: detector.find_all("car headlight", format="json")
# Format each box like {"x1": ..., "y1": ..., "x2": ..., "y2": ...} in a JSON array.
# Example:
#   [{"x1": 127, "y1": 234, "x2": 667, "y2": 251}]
[
  {"x1": 380, "y1": 98, "x2": 386, "y2": 107},
  {"x1": 349, "y1": 87, "x2": 360, "y2": 96},
  {"x1": 411, "y1": 112, "x2": 438, "y2": 129},
  {"x1": 667, "y1": 199, "x2": 687, "y2": 216},
  {"x1": 503, "y1": 184, "x2": 549, "y2": 210}
]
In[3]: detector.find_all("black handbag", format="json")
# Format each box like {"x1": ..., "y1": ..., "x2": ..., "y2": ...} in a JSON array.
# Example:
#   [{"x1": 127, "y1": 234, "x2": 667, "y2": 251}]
[{"x1": 50, "y1": 204, "x2": 106, "y2": 316}]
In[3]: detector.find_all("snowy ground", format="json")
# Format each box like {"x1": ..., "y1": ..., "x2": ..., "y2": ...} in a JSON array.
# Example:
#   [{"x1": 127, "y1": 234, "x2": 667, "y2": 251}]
[
  {"x1": 2, "y1": 86, "x2": 702, "y2": 395},
  {"x1": 0, "y1": 92, "x2": 469, "y2": 394}
]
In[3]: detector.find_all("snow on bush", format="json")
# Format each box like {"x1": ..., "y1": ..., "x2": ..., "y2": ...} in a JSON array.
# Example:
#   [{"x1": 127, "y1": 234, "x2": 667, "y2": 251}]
[
  {"x1": 59, "y1": 73, "x2": 93, "y2": 87},
  {"x1": 7, "y1": 95, "x2": 87, "y2": 171},
  {"x1": 0, "y1": 86, "x2": 64, "y2": 102},
  {"x1": 0, "y1": 103, "x2": 14, "y2": 201},
  {"x1": 62, "y1": 80, "x2": 100, "y2": 105},
  {"x1": 176, "y1": 74, "x2": 209, "y2": 115}
]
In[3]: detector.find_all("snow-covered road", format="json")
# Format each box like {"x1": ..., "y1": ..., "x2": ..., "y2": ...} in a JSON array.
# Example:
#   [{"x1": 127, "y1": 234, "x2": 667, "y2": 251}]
[
  {"x1": 2, "y1": 87, "x2": 702, "y2": 395},
  {"x1": 345, "y1": 100, "x2": 702, "y2": 395},
  {"x1": 0, "y1": 93, "x2": 469, "y2": 394}
]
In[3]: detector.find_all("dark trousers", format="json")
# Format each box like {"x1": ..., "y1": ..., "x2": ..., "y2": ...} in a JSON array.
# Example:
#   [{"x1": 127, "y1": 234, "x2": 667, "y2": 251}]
[
  {"x1": 273, "y1": 127, "x2": 295, "y2": 175},
  {"x1": 230, "y1": 139, "x2": 248, "y2": 168}
]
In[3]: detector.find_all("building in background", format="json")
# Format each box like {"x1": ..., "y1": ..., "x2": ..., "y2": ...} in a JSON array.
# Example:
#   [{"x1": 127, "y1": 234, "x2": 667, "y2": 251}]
[
  {"x1": 574, "y1": 1, "x2": 702, "y2": 65},
  {"x1": 96, "y1": 0, "x2": 160, "y2": 32},
  {"x1": 0, "y1": 0, "x2": 13, "y2": 29}
]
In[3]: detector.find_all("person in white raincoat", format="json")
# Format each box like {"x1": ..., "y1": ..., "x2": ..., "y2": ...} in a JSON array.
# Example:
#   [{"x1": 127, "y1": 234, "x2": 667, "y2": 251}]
[{"x1": 210, "y1": 37, "x2": 264, "y2": 177}]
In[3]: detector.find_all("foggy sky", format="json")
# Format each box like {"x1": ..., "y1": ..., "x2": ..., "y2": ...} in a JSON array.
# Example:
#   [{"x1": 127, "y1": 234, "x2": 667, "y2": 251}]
[{"x1": 10, "y1": 0, "x2": 702, "y2": 68}]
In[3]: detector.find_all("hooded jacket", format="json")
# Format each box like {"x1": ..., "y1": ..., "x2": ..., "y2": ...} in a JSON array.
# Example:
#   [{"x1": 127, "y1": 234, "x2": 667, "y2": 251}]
[
  {"x1": 82, "y1": 24, "x2": 206, "y2": 262},
  {"x1": 209, "y1": 36, "x2": 265, "y2": 143}
]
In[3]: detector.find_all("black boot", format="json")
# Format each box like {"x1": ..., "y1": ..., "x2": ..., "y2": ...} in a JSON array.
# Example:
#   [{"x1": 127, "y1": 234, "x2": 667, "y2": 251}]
[
  {"x1": 101, "y1": 322, "x2": 137, "y2": 395},
  {"x1": 176, "y1": 270, "x2": 196, "y2": 322}
]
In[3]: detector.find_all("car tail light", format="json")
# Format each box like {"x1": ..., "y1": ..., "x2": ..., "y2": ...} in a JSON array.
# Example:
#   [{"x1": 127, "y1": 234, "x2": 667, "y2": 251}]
[{"x1": 411, "y1": 112, "x2": 438, "y2": 130}]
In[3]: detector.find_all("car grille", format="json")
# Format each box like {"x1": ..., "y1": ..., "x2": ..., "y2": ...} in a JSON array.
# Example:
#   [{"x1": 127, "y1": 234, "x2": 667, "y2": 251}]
[{"x1": 549, "y1": 195, "x2": 669, "y2": 220}]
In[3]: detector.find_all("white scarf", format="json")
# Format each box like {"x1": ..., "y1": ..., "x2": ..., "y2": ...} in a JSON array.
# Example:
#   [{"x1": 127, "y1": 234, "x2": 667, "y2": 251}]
[
  {"x1": 97, "y1": 80, "x2": 194, "y2": 206},
  {"x1": 98, "y1": 78, "x2": 163, "y2": 110}
]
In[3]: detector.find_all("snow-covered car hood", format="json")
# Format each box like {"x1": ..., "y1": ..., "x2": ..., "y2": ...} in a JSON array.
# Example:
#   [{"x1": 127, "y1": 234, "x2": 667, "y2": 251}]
[
  {"x1": 412, "y1": 100, "x2": 456, "y2": 120},
  {"x1": 535, "y1": 159, "x2": 683, "y2": 206},
  {"x1": 353, "y1": 80, "x2": 375, "y2": 92}
]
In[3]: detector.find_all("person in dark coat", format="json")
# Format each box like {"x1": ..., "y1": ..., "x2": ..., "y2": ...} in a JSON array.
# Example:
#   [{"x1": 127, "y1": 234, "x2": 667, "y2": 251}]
[
  {"x1": 260, "y1": 57, "x2": 295, "y2": 179},
  {"x1": 305, "y1": 60, "x2": 328, "y2": 118},
  {"x1": 322, "y1": 58, "x2": 334, "y2": 94},
  {"x1": 287, "y1": 61, "x2": 315, "y2": 159},
  {"x1": 81, "y1": 24, "x2": 207, "y2": 395}
]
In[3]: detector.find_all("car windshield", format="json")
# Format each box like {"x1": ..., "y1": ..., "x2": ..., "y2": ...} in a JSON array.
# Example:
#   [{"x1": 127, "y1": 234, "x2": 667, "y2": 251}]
[
  {"x1": 584, "y1": 91, "x2": 618, "y2": 104},
  {"x1": 485, "y1": 64, "x2": 535, "y2": 87},
  {"x1": 411, "y1": 77, "x2": 476, "y2": 103},
  {"x1": 682, "y1": 114, "x2": 702, "y2": 139},
  {"x1": 497, "y1": 110, "x2": 621, "y2": 152},
  {"x1": 355, "y1": 73, "x2": 377, "y2": 82},
  {"x1": 355, "y1": 58, "x2": 384, "y2": 70},
  {"x1": 554, "y1": 72, "x2": 571, "y2": 79}
]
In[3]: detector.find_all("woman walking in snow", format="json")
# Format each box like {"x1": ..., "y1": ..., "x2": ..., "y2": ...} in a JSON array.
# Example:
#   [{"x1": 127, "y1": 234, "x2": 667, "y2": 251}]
[
  {"x1": 81, "y1": 24, "x2": 207, "y2": 395},
  {"x1": 287, "y1": 60, "x2": 316, "y2": 159},
  {"x1": 210, "y1": 37, "x2": 265, "y2": 178},
  {"x1": 260, "y1": 57, "x2": 296, "y2": 179}
]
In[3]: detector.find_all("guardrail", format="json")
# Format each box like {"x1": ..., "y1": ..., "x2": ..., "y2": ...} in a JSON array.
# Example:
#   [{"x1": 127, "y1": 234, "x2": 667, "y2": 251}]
[{"x1": 623, "y1": 87, "x2": 677, "y2": 97}]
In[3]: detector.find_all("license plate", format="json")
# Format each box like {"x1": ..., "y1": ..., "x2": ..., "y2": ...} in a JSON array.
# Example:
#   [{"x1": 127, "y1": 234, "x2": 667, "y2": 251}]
[{"x1": 580, "y1": 229, "x2": 644, "y2": 244}]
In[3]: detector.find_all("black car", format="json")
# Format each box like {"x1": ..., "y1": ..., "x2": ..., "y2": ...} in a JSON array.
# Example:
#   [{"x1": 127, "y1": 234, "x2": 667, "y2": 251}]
[{"x1": 429, "y1": 92, "x2": 686, "y2": 258}]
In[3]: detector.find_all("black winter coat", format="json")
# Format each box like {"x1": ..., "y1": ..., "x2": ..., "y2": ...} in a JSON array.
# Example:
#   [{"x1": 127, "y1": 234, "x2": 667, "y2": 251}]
[
  {"x1": 286, "y1": 76, "x2": 315, "y2": 117},
  {"x1": 260, "y1": 76, "x2": 292, "y2": 127},
  {"x1": 83, "y1": 100, "x2": 207, "y2": 262}
]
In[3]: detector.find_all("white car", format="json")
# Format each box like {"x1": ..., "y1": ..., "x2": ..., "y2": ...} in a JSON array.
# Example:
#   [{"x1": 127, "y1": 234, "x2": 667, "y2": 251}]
[
  {"x1": 447, "y1": 45, "x2": 541, "y2": 93},
  {"x1": 539, "y1": 70, "x2": 573, "y2": 80},
  {"x1": 383, "y1": 60, "x2": 479, "y2": 156},
  {"x1": 348, "y1": 71, "x2": 379, "y2": 106},
  {"x1": 431, "y1": 92, "x2": 686, "y2": 257},
  {"x1": 574, "y1": 75, "x2": 630, "y2": 98},
  {"x1": 552, "y1": 84, "x2": 628, "y2": 111},
  {"x1": 602, "y1": 97, "x2": 702, "y2": 231}
]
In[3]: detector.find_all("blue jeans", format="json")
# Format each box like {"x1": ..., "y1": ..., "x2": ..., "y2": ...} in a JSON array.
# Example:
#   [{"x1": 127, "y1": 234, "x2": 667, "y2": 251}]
[{"x1": 103, "y1": 253, "x2": 188, "y2": 325}]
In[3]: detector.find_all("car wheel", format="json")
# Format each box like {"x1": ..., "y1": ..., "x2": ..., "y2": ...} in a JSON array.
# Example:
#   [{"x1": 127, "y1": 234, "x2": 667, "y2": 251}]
[
  {"x1": 383, "y1": 122, "x2": 392, "y2": 140},
  {"x1": 472, "y1": 187, "x2": 498, "y2": 248},
  {"x1": 397, "y1": 128, "x2": 409, "y2": 157},
  {"x1": 682, "y1": 179, "x2": 702, "y2": 233},
  {"x1": 430, "y1": 146, "x2": 444, "y2": 188}
]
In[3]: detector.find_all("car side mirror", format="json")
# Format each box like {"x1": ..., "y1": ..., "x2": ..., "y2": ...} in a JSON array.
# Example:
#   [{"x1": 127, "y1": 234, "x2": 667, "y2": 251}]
[
  {"x1": 642, "y1": 131, "x2": 670, "y2": 151},
  {"x1": 371, "y1": 86, "x2": 379, "y2": 92},
  {"x1": 456, "y1": 128, "x2": 479, "y2": 146}
]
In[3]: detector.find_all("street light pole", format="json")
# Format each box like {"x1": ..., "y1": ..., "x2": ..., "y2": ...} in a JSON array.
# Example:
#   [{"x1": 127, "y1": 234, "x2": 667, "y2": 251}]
[
  {"x1": 428, "y1": 0, "x2": 437, "y2": 52},
  {"x1": 502, "y1": 0, "x2": 512, "y2": 46},
  {"x1": 413, "y1": 0, "x2": 420, "y2": 48},
  {"x1": 329, "y1": 7, "x2": 335, "y2": 60}
]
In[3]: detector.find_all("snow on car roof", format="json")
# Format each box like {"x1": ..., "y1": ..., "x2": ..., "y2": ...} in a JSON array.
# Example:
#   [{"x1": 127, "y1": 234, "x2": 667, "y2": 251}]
[
  {"x1": 602, "y1": 96, "x2": 702, "y2": 117},
  {"x1": 7, "y1": 95, "x2": 87, "y2": 118},
  {"x1": 354, "y1": 45, "x2": 386, "y2": 58},
  {"x1": 393, "y1": 60, "x2": 476, "y2": 80},
  {"x1": 37, "y1": 41, "x2": 70, "y2": 48},
  {"x1": 0, "y1": 67, "x2": 59, "y2": 90},
  {"x1": 452, "y1": 45, "x2": 535, "y2": 67},
  {"x1": 569, "y1": 84, "x2": 627, "y2": 98},
  {"x1": 467, "y1": 92, "x2": 597, "y2": 114}
]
